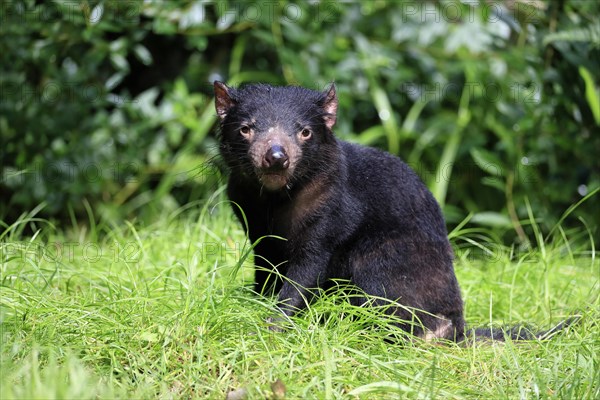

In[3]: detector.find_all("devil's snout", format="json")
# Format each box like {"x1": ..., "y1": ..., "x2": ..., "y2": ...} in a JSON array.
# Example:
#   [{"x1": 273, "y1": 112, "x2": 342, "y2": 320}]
[{"x1": 263, "y1": 145, "x2": 290, "y2": 170}]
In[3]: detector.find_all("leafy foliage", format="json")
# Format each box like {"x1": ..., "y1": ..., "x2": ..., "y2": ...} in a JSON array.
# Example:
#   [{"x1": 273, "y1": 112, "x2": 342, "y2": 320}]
[{"x1": 1, "y1": 0, "x2": 598, "y2": 243}]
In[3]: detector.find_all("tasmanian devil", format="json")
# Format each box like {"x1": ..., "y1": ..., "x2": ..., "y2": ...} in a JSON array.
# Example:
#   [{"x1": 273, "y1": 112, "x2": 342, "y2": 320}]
[{"x1": 213, "y1": 81, "x2": 576, "y2": 342}]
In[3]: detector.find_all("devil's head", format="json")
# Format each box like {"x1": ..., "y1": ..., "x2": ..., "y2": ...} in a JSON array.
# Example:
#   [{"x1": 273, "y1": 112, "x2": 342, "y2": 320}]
[{"x1": 214, "y1": 82, "x2": 338, "y2": 191}]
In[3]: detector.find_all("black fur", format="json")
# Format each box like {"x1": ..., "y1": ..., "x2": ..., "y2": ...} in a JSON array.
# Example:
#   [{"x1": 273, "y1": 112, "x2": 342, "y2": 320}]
[{"x1": 213, "y1": 82, "x2": 576, "y2": 342}]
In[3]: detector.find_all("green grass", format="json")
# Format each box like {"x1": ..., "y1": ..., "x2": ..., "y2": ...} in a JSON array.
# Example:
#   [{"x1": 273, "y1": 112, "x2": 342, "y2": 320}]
[{"x1": 1, "y1": 196, "x2": 598, "y2": 399}]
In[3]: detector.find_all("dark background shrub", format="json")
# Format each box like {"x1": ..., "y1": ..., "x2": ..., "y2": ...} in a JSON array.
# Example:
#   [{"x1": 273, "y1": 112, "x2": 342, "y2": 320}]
[{"x1": 1, "y1": 1, "x2": 598, "y2": 245}]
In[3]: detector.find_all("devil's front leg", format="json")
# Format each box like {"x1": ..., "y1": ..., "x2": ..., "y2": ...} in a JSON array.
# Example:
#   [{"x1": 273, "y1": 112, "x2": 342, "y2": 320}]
[
  {"x1": 252, "y1": 237, "x2": 288, "y2": 296},
  {"x1": 267, "y1": 238, "x2": 333, "y2": 328}
]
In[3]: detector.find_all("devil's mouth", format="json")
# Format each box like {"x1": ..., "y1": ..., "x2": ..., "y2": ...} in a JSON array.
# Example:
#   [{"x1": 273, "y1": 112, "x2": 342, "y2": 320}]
[{"x1": 258, "y1": 171, "x2": 288, "y2": 190}]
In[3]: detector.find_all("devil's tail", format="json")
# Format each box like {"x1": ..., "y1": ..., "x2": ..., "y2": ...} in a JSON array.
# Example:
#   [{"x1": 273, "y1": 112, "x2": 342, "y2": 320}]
[{"x1": 466, "y1": 315, "x2": 582, "y2": 341}]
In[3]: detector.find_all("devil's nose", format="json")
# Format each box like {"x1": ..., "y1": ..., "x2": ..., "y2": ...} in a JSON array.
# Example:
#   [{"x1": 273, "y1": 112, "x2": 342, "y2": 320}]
[{"x1": 264, "y1": 145, "x2": 289, "y2": 169}]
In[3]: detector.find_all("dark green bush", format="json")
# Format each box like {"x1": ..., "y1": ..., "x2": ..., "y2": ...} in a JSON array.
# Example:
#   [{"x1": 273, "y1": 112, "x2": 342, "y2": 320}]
[{"x1": 1, "y1": 0, "x2": 598, "y2": 244}]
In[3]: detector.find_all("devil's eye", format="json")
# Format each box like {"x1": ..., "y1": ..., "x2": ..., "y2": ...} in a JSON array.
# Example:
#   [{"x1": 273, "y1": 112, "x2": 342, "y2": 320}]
[
  {"x1": 240, "y1": 126, "x2": 251, "y2": 137},
  {"x1": 300, "y1": 128, "x2": 311, "y2": 139}
]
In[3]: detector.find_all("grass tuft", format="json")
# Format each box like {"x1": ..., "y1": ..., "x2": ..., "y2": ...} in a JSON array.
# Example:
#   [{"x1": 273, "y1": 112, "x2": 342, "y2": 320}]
[{"x1": 1, "y1": 197, "x2": 598, "y2": 398}]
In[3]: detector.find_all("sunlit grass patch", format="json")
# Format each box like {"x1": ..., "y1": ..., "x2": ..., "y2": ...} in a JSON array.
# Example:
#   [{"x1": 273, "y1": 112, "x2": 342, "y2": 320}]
[{"x1": 1, "y1": 200, "x2": 598, "y2": 399}]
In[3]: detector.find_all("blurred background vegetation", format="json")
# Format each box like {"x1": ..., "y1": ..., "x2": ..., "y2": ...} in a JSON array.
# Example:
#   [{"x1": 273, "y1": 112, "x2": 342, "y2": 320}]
[{"x1": 1, "y1": 0, "x2": 598, "y2": 245}]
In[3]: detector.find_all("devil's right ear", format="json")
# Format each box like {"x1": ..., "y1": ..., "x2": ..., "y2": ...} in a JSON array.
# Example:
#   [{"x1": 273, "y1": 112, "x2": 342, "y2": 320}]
[
  {"x1": 214, "y1": 81, "x2": 236, "y2": 120},
  {"x1": 321, "y1": 83, "x2": 338, "y2": 131}
]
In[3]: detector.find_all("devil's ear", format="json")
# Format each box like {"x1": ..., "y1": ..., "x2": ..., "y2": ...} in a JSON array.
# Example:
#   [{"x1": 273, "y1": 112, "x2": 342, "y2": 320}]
[
  {"x1": 214, "y1": 81, "x2": 236, "y2": 120},
  {"x1": 321, "y1": 83, "x2": 338, "y2": 130}
]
